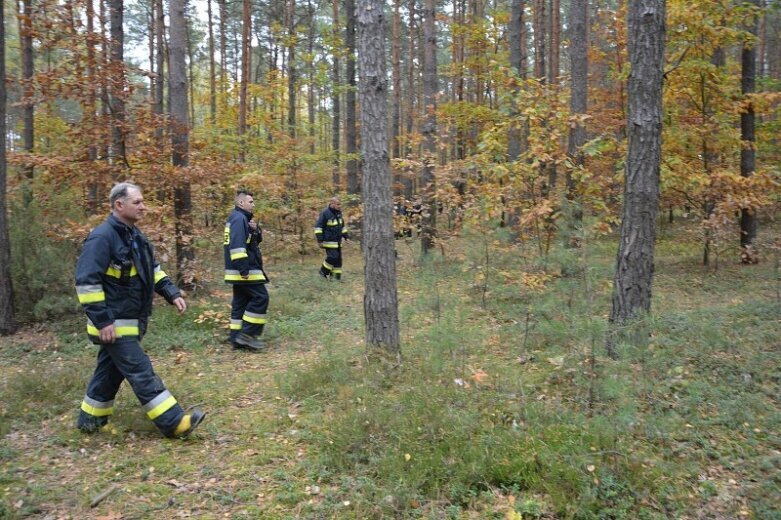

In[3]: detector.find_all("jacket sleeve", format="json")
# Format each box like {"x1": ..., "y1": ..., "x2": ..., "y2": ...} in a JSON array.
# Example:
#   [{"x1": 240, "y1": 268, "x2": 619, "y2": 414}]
[
  {"x1": 314, "y1": 211, "x2": 325, "y2": 243},
  {"x1": 153, "y1": 260, "x2": 182, "y2": 304},
  {"x1": 74, "y1": 233, "x2": 114, "y2": 329},
  {"x1": 228, "y1": 216, "x2": 250, "y2": 275}
]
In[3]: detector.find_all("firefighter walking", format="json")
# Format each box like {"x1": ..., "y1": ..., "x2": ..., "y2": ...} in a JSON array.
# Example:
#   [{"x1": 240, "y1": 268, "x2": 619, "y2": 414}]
[
  {"x1": 224, "y1": 190, "x2": 270, "y2": 351},
  {"x1": 75, "y1": 182, "x2": 205, "y2": 439},
  {"x1": 314, "y1": 197, "x2": 350, "y2": 280}
]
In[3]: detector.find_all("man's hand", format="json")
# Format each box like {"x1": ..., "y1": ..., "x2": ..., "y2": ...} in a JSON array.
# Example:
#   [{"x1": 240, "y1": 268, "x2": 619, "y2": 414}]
[
  {"x1": 99, "y1": 324, "x2": 116, "y2": 344},
  {"x1": 173, "y1": 297, "x2": 187, "y2": 314}
]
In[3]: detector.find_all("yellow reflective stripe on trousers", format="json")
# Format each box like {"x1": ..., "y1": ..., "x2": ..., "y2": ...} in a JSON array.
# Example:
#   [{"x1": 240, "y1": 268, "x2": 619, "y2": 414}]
[
  {"x1": 322, "y1": 242, "x2": 339, "y2": 249},
  {"x1": 143, "y1": 390, "x2": 177, "y2": 420},
  {"x1": 314, "y1": 228, "x2": 323, "y2": 234},
  {"x1": 76, "y1": 284, "x2": 105, "y2": 304},
  {"x1": 87, "y1": 319, "x2": 140, "y2": 337},
  {"x1": 154, "y1": 266, "x2": 168, "y2": 284},
  {"x1": 243, "y1": 311, "x2": 267, "y2": 324},
  {"x1": 229, "y1": 319, "x2": 242, "y2": 330},
  {"x1": 224, "y1": 270, "x2": 266, "y2": 282},
  {"x1": 322, "y1": 261, "x2": 333, "y2": 271},
  {"x1": 81, "y1": 395, "x2": 114, "y2": 417}
]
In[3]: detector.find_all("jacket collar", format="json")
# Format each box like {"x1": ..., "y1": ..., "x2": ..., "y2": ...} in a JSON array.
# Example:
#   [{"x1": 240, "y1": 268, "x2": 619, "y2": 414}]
[
  {"x1": 235, "y1": 206, "x2": 253, "y2": 220},
  {"x1": 108, "y1": 214, "x2": 135, "y2": 236}
]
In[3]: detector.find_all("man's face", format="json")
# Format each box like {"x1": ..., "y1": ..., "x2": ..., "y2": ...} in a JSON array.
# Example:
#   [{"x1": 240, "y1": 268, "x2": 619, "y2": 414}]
[
  {"x1": 238, "y1": 195, "x2": 255, "y2": 211},
  {"x1": 330, "y1": 200, "x2": 341, "y2": 211},
  {"x1": 115, "y1": 188, "x2": 146, "y2": 224}
]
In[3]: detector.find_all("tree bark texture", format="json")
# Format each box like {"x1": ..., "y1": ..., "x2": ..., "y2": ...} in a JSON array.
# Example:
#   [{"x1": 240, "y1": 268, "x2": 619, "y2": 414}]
[
  {"x1": 549, "y1": 0, "x2": 560, "y2": 84},
  {"x1": 331, "y1": 0, "x2": 341, "y2": 190},
  {"x1": 207, "y1": 0, "x2": 217, "y2": 124},
  {"x1": 739, "y1": 0, "x2": 759, "y2": 260},
  {"x1": 357, "y1": 0, "x2": 401, "y2": 353},
  {"x1": 0, "y1": 1, "x2": 16, "y2": 334},
  {"x1": 239, "y1": 0, "x2": 251, "y2": 161},
  {"x1": 287, "y1": 0, "x2": 297, "y2": 139},
  {"x1": 20, "y1": 0, "x2": 35, "y2": 187},
  {"x1": 169, "y1": 0, "x2": 194, "y2": 285},
  {"x1": 346, "y1": 0, "x2": 360, "y2": 194},
  {"x1": 391, "y1": 0, "x2": 402, "y2": 161},
  {"x1": 508, "y1": 0, "x2": 527, "y2": 162},
  {"x1": 609, "y1": 0, "x2": 666, "y2": 328},
  {"x1": 109, "y1": 0, "x2": 127, "y2": 166},
  {"x1": 566, "y1": 0, "x2": 587, "y2": 179},
  {"x1": 420, "y1": 0, "x2": 437, "y2": 254}
]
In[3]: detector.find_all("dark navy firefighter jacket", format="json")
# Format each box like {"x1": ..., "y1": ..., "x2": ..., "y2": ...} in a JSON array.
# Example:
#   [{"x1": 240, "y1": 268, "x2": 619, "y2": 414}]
[
  {"x1": 224, "y1": 206, "x2": 268, "y2": 284},
  {"x1": 75, "y1": 214, "x2": 181, "y2": 343},
  {"x1": 314, "y1": 206, "x2": 349, "y2": 248}
]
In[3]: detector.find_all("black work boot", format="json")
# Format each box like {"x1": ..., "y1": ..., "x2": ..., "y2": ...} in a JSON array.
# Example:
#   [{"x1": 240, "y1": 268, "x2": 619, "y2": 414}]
[
  {"x1": 77, "y1": 411, "x2": 108, "y2": 433},
  {"x1": 234, "y1": 332, "x2": 265, "y2": 351},
  {"x1": 167, "y1": 409, "x2": 206, "y2": 439},
  {"x1": 319, "y1": 267, "x2": 330, "y2": 279}
]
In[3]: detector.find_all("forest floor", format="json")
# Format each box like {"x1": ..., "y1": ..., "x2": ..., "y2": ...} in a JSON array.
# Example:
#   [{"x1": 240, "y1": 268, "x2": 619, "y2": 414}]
[{"x1": 0, "y1": 220, "x2": 779, "y2": 519}]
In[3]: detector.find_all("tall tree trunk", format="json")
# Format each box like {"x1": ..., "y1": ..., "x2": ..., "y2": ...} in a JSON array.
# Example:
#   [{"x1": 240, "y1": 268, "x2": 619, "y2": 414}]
[
  {"x1": 154, "y1": 0, "x2": 165, "y2": 146},
  {"x1": 404, "y1": 0, "x2": 418, "y2": 196},
  {"x1": 207, "y1": 0, "x2": 217, "y2": 124},
  {"x1": 703, "y1": 45, "x2": 725, "y2": 267},
  {"x1": 331, "y1": 0, "x2": 341, "y2": 190},
  {"x1": 549, "y1": 0, "x2": 559, "y2": 84},
  {"x1": 508, "y1": 0, "x2": 527, "y2": 162},
  {"x1": 420, "y1": 0, "x2": 437, "y2": 254},
  {"x1": 110, "y1": 0, "x2": 127, "y2": 167},
  {"x1": 532, "y1": 0, "x2": 546, "y2": 83},
  {"x1": 358, "y1": 0, "x2": 400, "y2": 354},
  {"x1": 287, "y1": 0, "x2": 297, "y2": 139},
  {"x1": 239, "y1": 0, "x2": 251, "y2": 162},
  {"x1": 186, "y1": 15, "x2": 196, "y2": 127},
  {"x1": 169, "y1": 0, "x2": 194, "y2": 287},
  {"x1": 453, "y1": 0, "x2": 465, "y2": 161},
  {"x1": 391, "y1": 0, "x2": 402, "y2": 161},
  {"x1": 307, "y1": 0, "x2": 316, "y2": 154},
  {"x1": 739, "y1": 0, "x2": 759, "y2": 262},
  {"x1": 20, "y1": 0, "x2": 35, "y2": 197},
  {"x1": 345, "y1": 0, "x2": 359, "y2": 194},
  {"x1": 0, "y1": 1, "x2": 16, "y2": 335},
  {"x1": 86, "y1": 0, "x2": 100, "y2": 213},
  {"x1": 566, "y1": 0, "x2": 587, "y2": 215},
  {"x1": 218, "y1": 0, "x2": 228, "y2": 97},
  {"x1": 608, "y1": 0, "x2": 666, "y2": 356}
]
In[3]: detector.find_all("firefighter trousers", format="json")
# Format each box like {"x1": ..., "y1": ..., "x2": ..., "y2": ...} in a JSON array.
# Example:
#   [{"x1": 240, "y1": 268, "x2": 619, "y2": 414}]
[
  {"x1": 78, "y1": 335, "x2": 185, "y2": 435},
  {"x1": 320, "y1": 248, "x2": 343, "y2": 278},
  {"x1": 229, "y1": 283, "x2": 269, "y2": 342}
]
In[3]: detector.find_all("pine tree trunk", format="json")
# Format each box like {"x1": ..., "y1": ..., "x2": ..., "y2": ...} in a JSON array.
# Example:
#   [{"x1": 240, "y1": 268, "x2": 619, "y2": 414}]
[
  {"x1": 508, "y1": 0, "x2": 527, "y2": 162},
  {"x1": 307, "y1": 0, "x2": 316, "y2": 154},
  {"x1": 740, "y1": 0, "x2": 759, "y2": 262},
  {"x1": 86, "y1": 0, "x2": 100, "y2": 213},
  {"x1": 331, "y1": 0, "x2": 341, "y2": 190},
  {"x1": 391, "y1": 0, "x2": 402, "y2": 161},
  {"x1": 549, "y1": 0, "x2": 560, "y2": 84},
  {"x1": 608, "y1": 0, "x2": 666, "y2": 353},
  {"x1": 20, "y1": 0, "x2": 35, "y2": 194},
  {"x1": 219, "y1": 0, "x2": 228, "y2": 97},
  {"x1": 420, "y1": 0, "x2": 437, "y2": 254},
  {"x1": 0, "y1": 1, "x2": 16, "y2": 335},
  {"x1": 358, "y1": 0, "x2": 401, "y2": 354},
  {"x1": 239, "y1": 0, "x2": 251, "y2": 162},
  {"x1": 109, "y1": 0, "x2": 127, "y2": 167},
  {"x1": 154, "y1": 0, "x2": 165, "y2": 145},
  {"x1": 345, "y1": 0, "x2": 360, "y2": 194},
  {"x1": 533, "y1": 0, "x2": 546, "y2": 83},
  {"x1": 566, "y1": 0, "x2": 587, "y2": 205},
  {"x1": 287, "y1": 0, "x2": 297, "y2": 139},
  {"x1": 169, "y1": 0, "x2": 194, "y2": 287},
  {"x1": 207, "y1": 0, "x2": 216, "y2": 124}
]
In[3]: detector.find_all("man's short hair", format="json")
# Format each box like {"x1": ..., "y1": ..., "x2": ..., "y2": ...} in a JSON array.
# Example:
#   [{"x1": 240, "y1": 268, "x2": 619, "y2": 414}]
[
  {"x1": 109, "y1": 182, "x2": 141, "y2": 208},
  {"x1": 235, "y1": 189, "x2": 253, "y2": 204}
]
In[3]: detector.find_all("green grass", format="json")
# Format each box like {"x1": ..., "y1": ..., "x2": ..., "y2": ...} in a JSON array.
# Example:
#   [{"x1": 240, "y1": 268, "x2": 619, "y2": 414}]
[{"x1": 0, "y1": 222, "x2": 779, "y2": 518}]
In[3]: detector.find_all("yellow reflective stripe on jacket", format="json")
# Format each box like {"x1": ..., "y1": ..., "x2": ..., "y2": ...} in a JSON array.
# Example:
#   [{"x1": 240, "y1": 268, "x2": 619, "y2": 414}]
[
  {"x1": 326, "y1": 219, "x2": 343, "y2": 226},
  {"x1": 230, "y1": 247, "x2": 248, "y2": 260},
  {"x1": 224, "y1": 269, "x2": 266, "y2": 282},
  {"x1": 81, "y1": 396, "x2": 114, "y2": 417},
  {"x1": 154, "y1": 266, "x2": 168, "y2": 284},
  {"x1": 86, "y1": 319, "x2": 140, "y2": 337},
  {"x1": 322, "y1": 241, "x2": 340, "y2": 249},
  {"x1": 105, "y1": 264, "x2": 138, "y2": 278},
  {"x1": 76, "y1": 284, "x2": 105, "y2": 304},
  {"x1": 143, "y1": 390, "x2": 177, "y2": 420},
  {"x1": 314, "y1": 227, "x2": 323, "y2": 234},
  {"x1": 242, "y1": 311, "x2": 267, "y2": 324}
]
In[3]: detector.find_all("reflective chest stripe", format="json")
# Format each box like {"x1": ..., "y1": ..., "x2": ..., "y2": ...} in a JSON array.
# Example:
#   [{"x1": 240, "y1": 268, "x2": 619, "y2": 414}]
[{"x1": 105, "y1": 263, "x2": 137, "y2": 279}]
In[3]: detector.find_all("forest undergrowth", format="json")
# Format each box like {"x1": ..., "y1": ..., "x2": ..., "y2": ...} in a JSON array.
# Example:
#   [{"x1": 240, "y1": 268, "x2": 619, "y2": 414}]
[{"x1": 0, "y1": 220, "x2": 779, "y2": 519}]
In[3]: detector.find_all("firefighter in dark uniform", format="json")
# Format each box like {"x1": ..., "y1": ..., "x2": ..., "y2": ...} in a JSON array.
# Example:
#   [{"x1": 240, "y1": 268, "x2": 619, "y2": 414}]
[
  {"x1": 224, "y1": 190, "x2": 269, "y2": 351},
  {"x1": 75, "y1": 182, "x2": 205, "y2": 438},
  {"x1": 315, "y1": 197, "x2": 350, "y2": 280}
]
